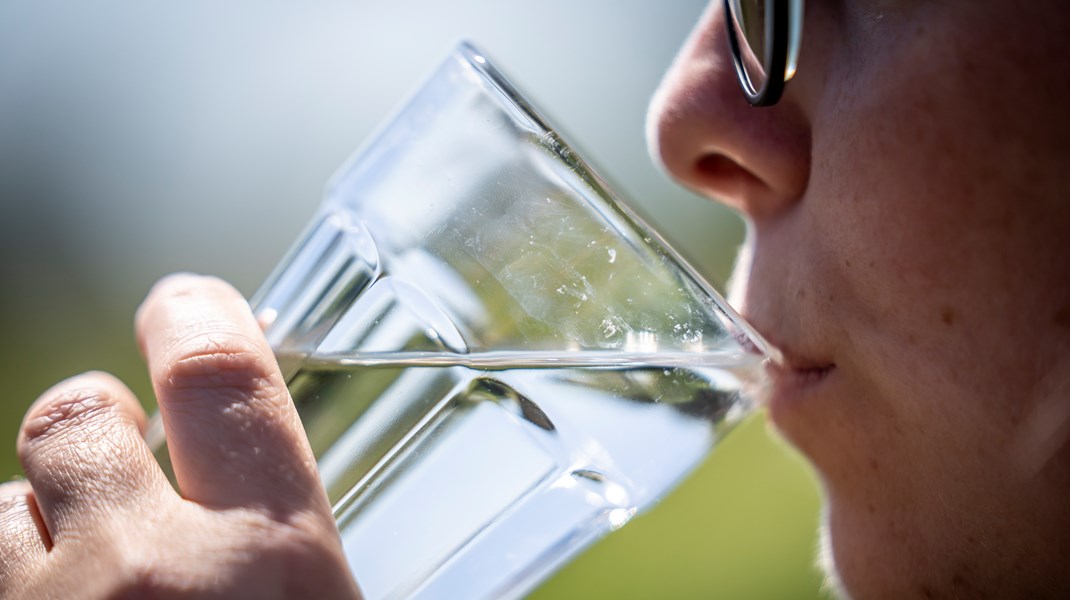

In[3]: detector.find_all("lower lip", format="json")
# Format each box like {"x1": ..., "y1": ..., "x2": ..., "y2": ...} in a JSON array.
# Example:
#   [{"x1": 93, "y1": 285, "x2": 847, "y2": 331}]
[{"x1": 765, "y1": 363, "x2": 836, "y2": 418}]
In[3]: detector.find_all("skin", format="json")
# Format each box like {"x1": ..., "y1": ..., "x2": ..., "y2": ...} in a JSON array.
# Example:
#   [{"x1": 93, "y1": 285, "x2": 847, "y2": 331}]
[
  {"x1": 0, "y1": 275, "x2": 361, "y2": 599},
  {"x1": 648, "y1": 0, "x2": 1070, "y2": 597},
  {"x1": 1, "y1": 1, "x2": 1068, "y2": 598}
]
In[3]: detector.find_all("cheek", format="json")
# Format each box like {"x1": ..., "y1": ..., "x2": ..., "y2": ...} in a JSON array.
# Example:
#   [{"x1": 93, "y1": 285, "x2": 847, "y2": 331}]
[
  {"x1": 802, "y1": 13, "x2": 1060, "y2": 438},
  {"x1": 770, "y1": 3, "x2": 1070, "y2": 596},
  {"x1": 790, "y1": 10, "x2": 1070, "y2": 592},
  {"x1": 800, "y1": 89, "x2": 1016, "y2": 491}
]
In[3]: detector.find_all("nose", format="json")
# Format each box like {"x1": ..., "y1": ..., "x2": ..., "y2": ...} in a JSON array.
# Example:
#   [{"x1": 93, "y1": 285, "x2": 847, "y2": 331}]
[{"x1": 647, "y1": 2, "x2": 811, "y2": 221}]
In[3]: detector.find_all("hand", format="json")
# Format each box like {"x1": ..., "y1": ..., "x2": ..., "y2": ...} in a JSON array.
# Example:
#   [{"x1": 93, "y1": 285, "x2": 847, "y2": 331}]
[{"x1": 0, "y1": 274, "x2": 362, "y2": 599}]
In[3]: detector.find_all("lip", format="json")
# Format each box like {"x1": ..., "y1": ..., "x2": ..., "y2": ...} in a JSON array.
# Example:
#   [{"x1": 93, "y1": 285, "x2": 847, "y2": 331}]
[{"x1": 762, "y1": 351, "x2": 837, "y2": 417}]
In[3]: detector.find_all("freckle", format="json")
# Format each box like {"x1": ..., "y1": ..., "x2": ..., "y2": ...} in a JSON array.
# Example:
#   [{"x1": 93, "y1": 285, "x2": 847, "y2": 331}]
[
  {"x1": 907, "y1": 333, "x2": 918, "y2": 345},
  {"x1": 867, "y1": 503, "x2": 876, "y2": 514},
  {"x1": 844, "y1": 259, "x2": 852, "y2": 268},
  {"x1": 869, "y1": 457, "x2": 879, "y2": 471},
  {"x1": 797, "y1": 288, "x2": 807, "y2": 299},
  {"x1": 940, "y1": 306, "x2": 956, "y2": 326}
]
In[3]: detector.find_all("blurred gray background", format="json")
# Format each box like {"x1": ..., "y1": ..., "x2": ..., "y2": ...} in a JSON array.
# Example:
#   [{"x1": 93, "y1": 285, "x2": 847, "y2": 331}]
[{"x1": 0, "y1": 1, "x2": 824, "y2": 597}]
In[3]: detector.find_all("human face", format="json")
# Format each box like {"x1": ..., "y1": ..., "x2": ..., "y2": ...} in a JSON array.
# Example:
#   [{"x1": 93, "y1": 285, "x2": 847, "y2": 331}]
[{"x1": 649, "y1": 1, "x2": 1070, "y2": 597}]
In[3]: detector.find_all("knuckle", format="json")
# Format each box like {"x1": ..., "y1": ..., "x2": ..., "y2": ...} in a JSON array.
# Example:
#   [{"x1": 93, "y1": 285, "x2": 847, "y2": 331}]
[
  {"x1": 162, "y1": 332, "x2": 282, "y2": 402},
  {"x1": 21, "y1": 380, "x2": 123, "y2": 448}
]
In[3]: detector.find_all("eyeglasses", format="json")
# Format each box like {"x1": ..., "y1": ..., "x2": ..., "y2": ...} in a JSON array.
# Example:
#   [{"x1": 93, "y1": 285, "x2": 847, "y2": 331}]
[{"x1": 724, "y1": 0, "x2": 804, "y2": 107}]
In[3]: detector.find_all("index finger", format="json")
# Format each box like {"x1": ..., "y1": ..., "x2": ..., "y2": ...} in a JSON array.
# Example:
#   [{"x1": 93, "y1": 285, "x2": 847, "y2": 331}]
[{"x1": 136, "y1": 274, "x2": 329, "y2": 519}]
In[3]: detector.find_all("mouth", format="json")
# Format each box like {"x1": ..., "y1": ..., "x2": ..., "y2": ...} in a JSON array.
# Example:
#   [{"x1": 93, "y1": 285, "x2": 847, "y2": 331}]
[
  {"x1": 763, "y1": 350, "x2": 837, "y2": 414},
  {"x1": 730, "y1": 322, "x2": 837, "y2": 416}
]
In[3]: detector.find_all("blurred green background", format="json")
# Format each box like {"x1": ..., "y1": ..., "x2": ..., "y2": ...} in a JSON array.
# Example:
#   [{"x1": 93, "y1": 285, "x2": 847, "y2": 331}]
[{"x1": 0, "y1": 1, "x2": 825, "y2": 597}]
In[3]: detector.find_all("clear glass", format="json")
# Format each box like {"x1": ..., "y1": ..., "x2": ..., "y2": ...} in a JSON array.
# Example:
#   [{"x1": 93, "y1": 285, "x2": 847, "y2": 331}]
[{"x1": 152, "y1": 42, "x2": 776, "y2": 600}]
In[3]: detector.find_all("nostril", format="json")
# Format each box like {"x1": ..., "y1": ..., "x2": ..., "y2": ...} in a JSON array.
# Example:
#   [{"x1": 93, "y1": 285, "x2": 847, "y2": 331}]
[
  {"x1": 693, "y1": 153, "x2": 771, "y2": 214},
  {"x1": 696, "y1": 153, "x2": 747, "y2": 179}
]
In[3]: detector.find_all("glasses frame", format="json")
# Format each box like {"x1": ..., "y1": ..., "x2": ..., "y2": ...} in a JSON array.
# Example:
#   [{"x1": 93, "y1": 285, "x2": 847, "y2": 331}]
[{"x1": 723, "y1": 0, "x2": 794, "y2": 107}]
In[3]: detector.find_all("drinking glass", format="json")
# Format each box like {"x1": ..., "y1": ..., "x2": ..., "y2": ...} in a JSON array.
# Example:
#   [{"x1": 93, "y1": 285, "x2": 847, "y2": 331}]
[{"x1": 152, "y1": 41, "x2": 776, "y2": 600}]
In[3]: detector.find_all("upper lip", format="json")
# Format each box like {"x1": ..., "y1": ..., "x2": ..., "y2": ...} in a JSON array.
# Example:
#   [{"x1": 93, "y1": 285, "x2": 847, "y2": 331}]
[
  {"x1": 737, "y1": 325, "x2": 835, "y2": 375},
  {"x1": 779, "y1": 347, "x2": 835, "y2": 373}
]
